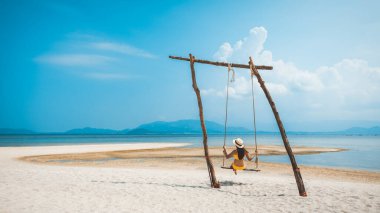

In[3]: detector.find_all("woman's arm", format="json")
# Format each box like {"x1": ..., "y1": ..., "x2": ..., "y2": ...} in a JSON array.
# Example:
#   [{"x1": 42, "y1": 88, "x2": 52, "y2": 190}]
[
  {"x1": 223, "y1": 146, "x2": 235, "y2": 159},
  {"x1": 245, "y1": 150, "x2": 254, "y2": 161}
]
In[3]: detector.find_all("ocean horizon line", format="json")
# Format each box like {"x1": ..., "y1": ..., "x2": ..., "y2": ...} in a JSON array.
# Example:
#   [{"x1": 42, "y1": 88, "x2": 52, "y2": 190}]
[
  {"x1": 1, "y1": 131, "x2": 380, "y2": 136},
  {"x1": 1, "y1": 119, "x2": 379, "y2": 136}
]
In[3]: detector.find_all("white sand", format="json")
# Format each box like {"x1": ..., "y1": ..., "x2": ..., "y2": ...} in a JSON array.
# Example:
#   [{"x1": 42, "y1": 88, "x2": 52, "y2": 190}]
[{"x1": 0, "y1": 143, "x2": 379, "y2": 212}]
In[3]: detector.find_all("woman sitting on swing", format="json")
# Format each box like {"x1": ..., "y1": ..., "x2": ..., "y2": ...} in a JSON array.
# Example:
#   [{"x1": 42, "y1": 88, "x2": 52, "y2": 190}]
[{"x1": 223, "y1": 138, "x2": 254, "y2": 174}]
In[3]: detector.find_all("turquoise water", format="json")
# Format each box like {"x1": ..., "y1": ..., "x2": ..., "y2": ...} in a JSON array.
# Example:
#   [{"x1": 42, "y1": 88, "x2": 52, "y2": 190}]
[{"x1": 0, "y1": 134, "x2": 379, "y2": 172}]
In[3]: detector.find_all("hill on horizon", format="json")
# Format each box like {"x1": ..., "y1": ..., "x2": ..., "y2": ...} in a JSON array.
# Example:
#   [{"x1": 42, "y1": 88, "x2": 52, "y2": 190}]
[
  {"x1": 341, "y1": 126, "x2": 380, "y2": 134},
  {"x1": 129, "y1": 119, "x2": 250, "y2": 134},
  {"x1": 0, "y1": 120, "x2": 379, "y2": 135}
]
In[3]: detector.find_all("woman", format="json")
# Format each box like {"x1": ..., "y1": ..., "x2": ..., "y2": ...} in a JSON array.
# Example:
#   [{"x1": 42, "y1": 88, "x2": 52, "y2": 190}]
[{"x1": 223, "y1": 138, "x2": 253, "y2": 174}]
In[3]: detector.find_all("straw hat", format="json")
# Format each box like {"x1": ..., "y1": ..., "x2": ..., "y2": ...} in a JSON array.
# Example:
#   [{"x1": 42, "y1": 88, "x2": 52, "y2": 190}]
[{"x1": 233, "y1": 138, "x2": 244, "y2": 148}]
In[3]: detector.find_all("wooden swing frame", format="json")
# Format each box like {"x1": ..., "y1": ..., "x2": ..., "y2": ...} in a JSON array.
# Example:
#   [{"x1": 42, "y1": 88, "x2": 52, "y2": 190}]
[{"x1": 169, "y1": 54, "x2": 307, "y2": 197}]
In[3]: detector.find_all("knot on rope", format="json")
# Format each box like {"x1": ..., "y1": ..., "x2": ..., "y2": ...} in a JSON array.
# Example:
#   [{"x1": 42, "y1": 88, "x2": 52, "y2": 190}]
[
  {"x1": 227, "y1": 63, "x2": 235, "y2": 82},
  {"x1": 249, "y1": 59, "x2": 257, "y2": 79}
]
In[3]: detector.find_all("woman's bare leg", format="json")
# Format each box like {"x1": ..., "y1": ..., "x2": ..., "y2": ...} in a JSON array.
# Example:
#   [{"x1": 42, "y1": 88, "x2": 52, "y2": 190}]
[{"x1": 231, "y1": 163, "x2": 237, "y2": 175}]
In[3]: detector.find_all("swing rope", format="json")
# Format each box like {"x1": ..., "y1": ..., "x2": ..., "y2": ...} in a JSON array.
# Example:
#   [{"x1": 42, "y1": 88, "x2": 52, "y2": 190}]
[
  {"x1": 222, "y1": 63, "x2": 259, "y2": 170},
  {"x1": 250, "y1": 63, "x2": 259, "y2": 169},
  {"x1": 222, "y1": 64, "x2": 234, "y2": 167}
]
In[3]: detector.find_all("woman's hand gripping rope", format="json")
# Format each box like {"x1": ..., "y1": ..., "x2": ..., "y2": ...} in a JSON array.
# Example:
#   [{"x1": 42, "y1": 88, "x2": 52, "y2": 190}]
[{"x1": 223, "y1": 146, "x2": 227, "y2": 157}]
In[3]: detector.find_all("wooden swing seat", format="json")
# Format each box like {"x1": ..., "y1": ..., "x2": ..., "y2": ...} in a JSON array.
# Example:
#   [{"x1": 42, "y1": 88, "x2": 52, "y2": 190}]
[{"x1": 220, "y1": 166, "x2": 260, "y2": 172}]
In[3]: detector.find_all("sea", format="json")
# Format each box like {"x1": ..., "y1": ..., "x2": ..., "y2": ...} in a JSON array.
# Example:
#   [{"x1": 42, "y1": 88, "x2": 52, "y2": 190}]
[{"x1": 0, "y1": 134, "x2": 379, "y2": 172}]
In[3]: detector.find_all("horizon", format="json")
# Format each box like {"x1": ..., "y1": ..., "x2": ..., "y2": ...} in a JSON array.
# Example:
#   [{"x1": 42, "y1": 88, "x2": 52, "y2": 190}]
[
  {"x1": 1, "y1": 118, "x2": 379, "y2": 134},
  {"x1": 1, "y1": 1, "x2": 380, "y2": 132}
]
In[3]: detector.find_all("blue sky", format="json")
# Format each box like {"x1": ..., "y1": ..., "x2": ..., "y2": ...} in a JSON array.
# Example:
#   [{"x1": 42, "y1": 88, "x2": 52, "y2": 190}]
[{"x1": 1, "y1": 0, "x2": 379, "y2": 132}]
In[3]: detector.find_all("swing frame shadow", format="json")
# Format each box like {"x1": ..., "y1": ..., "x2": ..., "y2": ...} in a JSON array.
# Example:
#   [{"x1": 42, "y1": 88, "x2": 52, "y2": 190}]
[{"x1": 169, "y1": 54, "x2": 307, "y2": 197}]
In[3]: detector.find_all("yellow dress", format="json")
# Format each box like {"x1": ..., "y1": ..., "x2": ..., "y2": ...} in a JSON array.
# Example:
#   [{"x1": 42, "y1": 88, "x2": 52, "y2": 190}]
[{"x1": 232, "y1": 153, "x2": 246, "y2": 170}]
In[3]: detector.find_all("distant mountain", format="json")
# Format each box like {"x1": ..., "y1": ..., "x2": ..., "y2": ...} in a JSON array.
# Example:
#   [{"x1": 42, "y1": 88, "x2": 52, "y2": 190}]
[
  {"x1": 0, "y1": 128, "x2": 35, "y2": 134},
  {"x1": 341, "y1": 126, "x2": 380, "y2": 135},
  {"x1": 64, "y1": 127, "x2": 131, "y2": 134},
  {"x1": 65, "y1": 127, "x2": 120, "y2": 134},
  {"x1": 130, "y1": 119, "x2": 250, "y2": 134},
  {"x1": 1, "y1": 122, "x2": 379, "y2": 135}
]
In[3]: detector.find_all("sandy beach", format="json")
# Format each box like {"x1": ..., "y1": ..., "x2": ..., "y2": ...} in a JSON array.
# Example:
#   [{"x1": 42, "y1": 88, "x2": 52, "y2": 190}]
[{"x1": 1, "y1": 143, "x2": 379, "y2": 212}]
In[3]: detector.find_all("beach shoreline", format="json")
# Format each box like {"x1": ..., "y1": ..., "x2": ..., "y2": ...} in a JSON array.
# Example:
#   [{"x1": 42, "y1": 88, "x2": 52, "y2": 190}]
[
  {"x1": 17, "y1": 144, "x2": 379, "y2": 184},
  {"x1": 1, "y1": 143, "x2": 379, "y2": 212}
]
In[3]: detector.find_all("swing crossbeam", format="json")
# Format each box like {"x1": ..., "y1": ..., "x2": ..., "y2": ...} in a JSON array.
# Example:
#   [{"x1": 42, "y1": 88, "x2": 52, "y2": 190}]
[{"x1": 169, "y1": 55, "x2": 273, "y2": 70}]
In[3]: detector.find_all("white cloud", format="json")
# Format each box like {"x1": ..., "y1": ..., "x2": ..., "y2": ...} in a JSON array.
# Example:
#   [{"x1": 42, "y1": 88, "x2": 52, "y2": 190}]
[
  {"x1": 213, "y1": 26, "x2": 272, "y2": 64},
  {"x1": 227, "y1": 76, "x2": 254, "y2": 99},
  {"x1": 271, "y1": 60, "x2": 324, "y2": 92},
  {"x1": 210, "y1": 27, "x2": 380, "y2": 123},
  {"x1": 313, "y1": 59, "x2": 380, "y2": 108},
  {"x1": 266, "y1": 83, "x2": 289, "y2": 95},
  {"x1": 83, "y1": 72, "x2": 129, "y2": 80},
  {"x1": 35, "y1": 54, "x2": 116, "y2": 66},
  {"x1": 213, "y1": 43, "x2": 233, "y2": 62},
  {"x1": 201, "y1": 88, "x2": 226, "y2": 97},
  {"x1": 35, "y1": 33, "x2": 155, "y2": 80},
  {"x1": 202, "y1": 76, "x2": 262, "y2": 99},
  {"x1": 90, "y1": 42, "x2": 156, "y2": 58}
]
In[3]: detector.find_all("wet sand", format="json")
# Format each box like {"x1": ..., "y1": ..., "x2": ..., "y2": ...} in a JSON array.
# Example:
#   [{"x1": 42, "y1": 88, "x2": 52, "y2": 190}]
[{"x1": 19, "y1": 145, "x2": 379, "y2": 183}]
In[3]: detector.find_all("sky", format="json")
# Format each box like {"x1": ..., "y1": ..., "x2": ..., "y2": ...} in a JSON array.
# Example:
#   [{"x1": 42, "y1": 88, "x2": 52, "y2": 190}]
[{"x1": 0, "y1": 0, "x2": 379, "y2": 132}]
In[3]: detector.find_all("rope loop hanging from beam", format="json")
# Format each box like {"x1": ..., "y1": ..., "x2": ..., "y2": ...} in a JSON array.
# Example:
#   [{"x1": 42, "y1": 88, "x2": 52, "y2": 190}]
[
  {"x1": 222, "y1": 63, "x2": 235, "y2": 167},
  {"x1": 249, "y1": 58, "x2": 259, "y2": 169},
  {"x1": 251, "y1": 68, "x2": 259, "y2": 169}
]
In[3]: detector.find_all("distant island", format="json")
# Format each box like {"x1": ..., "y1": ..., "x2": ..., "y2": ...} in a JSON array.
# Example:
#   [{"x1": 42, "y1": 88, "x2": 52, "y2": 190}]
[{"x1": 0, "y1": 120, "x2": 379, "y2": 135}]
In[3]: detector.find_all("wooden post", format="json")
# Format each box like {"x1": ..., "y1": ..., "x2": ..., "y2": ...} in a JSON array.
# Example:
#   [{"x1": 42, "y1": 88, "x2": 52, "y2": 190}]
[
  {"x1": 189, "y1": 54, "x2": 220, "y2": 188},
  {"x1": 249, "y1": 57, "x2": 307, "y2": 197}
]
